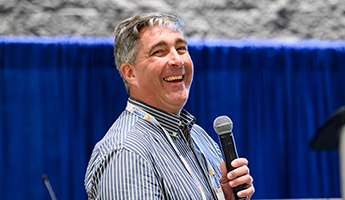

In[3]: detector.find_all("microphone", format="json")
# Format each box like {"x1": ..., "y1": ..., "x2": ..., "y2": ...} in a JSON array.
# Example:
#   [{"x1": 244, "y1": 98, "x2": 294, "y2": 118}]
[
  {"x1": 213, "y1": 116, "x2": 247, "y2": 200},
  {"x1": 41, "y1": 174, "x2": 57, "y2": 200}
]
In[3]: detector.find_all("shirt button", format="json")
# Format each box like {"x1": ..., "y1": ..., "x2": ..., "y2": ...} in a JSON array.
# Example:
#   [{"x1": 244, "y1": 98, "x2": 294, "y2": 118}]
[{"x1": 171, "y1": 132, "x2": 178, "y2": 137}]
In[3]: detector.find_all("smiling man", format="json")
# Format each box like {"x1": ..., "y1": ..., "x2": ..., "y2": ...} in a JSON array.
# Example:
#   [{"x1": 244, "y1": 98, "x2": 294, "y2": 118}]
[
  {"x1": 121, "y1": 25, "x2": 193, "y2": 115},
  {"x1": 85, "y1": 12, "x2": 254, "y2": 200}
]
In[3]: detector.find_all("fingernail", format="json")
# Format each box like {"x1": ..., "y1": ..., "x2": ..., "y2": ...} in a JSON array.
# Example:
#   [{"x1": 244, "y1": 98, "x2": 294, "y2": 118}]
[{"x1": 230, "y1": 181, "x2": 235, "y2": 187}]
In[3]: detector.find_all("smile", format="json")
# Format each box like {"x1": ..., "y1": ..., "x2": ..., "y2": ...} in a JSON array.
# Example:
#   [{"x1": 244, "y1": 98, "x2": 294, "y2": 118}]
[{"x1": 163, "y1": 75, "x2": 184, "y2": 82}]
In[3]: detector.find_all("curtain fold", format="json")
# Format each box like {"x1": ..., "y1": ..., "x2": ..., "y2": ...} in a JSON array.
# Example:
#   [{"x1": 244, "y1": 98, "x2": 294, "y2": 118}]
[{"x1": 1, "y1": 36, "x2": 344, "y2": 199}]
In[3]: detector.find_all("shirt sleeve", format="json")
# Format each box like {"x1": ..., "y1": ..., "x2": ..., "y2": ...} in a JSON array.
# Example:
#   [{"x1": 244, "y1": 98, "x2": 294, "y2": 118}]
[{"x1": 96, "y1": 148, "x2": 164, "y2": 200}]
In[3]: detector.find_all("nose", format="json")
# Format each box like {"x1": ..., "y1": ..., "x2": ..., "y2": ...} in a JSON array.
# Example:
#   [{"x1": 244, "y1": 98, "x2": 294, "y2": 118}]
[{"x1": 168, "y1": 49, "x2": 184, "y2": 68}]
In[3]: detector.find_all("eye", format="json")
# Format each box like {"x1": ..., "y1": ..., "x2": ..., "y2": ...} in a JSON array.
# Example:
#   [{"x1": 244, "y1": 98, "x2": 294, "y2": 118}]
[
  {"x1": 177, "y1": 46, "x2": 187, "y2": 54},
  {"x1": 152, "y1": 49, "x2": 166, "y2": 56},
  {"x1": 152, "y1": 50, "x2": 162, "y2": 55}
]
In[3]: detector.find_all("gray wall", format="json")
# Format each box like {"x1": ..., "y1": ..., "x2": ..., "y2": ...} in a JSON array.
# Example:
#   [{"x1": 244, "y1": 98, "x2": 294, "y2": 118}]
[{"x1": 1, "y1": 0, "x2": 345, "y2": 40}]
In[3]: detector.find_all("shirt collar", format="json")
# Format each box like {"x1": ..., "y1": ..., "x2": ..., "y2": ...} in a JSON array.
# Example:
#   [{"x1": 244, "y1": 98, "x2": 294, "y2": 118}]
[{"x1": 128, "y1": 97, "x2": 196, "y2": 134}]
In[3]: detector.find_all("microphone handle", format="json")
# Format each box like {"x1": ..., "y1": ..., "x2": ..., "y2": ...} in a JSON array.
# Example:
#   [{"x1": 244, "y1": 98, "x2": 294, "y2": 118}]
[{"x1": 219, "y1": 132, "x2": 247, "y2": 200}]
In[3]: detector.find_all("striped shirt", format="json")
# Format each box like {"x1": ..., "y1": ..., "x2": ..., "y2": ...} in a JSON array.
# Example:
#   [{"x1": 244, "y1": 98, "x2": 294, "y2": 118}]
[{"x1": 85, "y1": 97, "x2": 224, "y2": 199}]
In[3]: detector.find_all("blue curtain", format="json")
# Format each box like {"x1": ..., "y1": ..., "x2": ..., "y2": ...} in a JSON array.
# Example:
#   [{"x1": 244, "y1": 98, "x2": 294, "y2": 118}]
[{"x1": 1, "y1": 36, "x2": 344, "y2": 199}]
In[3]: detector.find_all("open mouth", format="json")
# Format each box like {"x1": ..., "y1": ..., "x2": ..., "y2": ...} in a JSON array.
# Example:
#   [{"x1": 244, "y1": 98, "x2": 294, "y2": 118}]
[{"x1": 163, "y1": 75, "x2": 184, "y2": 82}]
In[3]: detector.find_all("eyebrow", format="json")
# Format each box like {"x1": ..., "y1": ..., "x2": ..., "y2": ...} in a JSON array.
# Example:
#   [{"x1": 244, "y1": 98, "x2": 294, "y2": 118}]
[{"x1": 148, "y1": 38, "x2": 188, "y2": 55}]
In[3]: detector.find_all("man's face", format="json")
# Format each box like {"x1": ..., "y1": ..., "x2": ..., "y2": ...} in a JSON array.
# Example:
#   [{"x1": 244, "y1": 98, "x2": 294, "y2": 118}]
[{"x1": 127, "y1": 25, "x2": 193, "y2": 115}]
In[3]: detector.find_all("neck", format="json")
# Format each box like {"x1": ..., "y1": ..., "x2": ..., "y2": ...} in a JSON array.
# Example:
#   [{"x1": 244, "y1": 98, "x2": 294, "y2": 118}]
[{"x1": 129, "y1": 96, "x2": 183, "y2": 116}]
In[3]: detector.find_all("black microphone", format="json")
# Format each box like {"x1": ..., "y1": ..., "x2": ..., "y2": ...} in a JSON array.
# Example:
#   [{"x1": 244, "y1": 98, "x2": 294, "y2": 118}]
[
  {"x1": 213, "y1": 116, "x2": 247, "y2": 200},
  {"x1": 41, "y1": 174, "x2": 57, "y2": 200}
]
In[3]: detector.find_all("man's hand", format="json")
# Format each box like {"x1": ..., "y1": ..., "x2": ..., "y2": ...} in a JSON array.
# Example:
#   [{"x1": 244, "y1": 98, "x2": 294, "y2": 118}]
[{"x1": 219, "y1": 158, "x2": 255, "y2": 200}]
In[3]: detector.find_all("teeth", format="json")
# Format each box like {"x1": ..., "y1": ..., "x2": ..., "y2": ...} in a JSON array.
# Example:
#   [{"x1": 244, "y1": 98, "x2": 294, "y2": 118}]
[{"x1": 163, "y1": 75, "x2": 183, "y2": 82}]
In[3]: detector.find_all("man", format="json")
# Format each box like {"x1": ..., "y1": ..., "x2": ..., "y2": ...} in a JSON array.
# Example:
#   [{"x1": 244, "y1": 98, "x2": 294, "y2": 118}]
[{"x1": 85, "y1": 12, "x2": 254, "y2": 199}]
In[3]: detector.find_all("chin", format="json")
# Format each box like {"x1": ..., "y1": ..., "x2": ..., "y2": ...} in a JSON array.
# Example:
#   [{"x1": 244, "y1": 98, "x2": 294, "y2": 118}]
[
  {"x1": 170, "y1": 94, "x2": 189, "y2": 106},
  {"x1": 166, "y1": 87, "x2": 189, "y2": 100}
]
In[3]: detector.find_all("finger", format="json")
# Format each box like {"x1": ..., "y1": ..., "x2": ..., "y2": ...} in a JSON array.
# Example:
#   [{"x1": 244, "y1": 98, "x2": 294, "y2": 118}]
[
  {"x1": 227, "y1": 165, "x2": 249, "y2": 180},
  {"x1": 220, "y1": 162, "x2": 228, "y2": 176},
  {"x1": 237, "y1": 184, "x2": 255, "y2": 199},
  {"x1": 229, "y1": 174, "x2": 252, "y2": 188},
  {"x1": 231, "y1": 157, "x2": 248, "y2": 168},
  {"x1": 219, "y1": 162, "x2": 231, "y2": 184}
]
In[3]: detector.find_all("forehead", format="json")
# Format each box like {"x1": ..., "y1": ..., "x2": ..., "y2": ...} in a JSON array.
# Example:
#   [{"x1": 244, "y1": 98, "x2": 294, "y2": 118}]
[{"x1": 139, "y1": 25, "x2": 185, "y2": 43}]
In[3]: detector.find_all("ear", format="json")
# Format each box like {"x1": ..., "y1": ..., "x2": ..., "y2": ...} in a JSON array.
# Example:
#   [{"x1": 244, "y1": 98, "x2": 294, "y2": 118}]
[{"x1": 120, "y1": 63, "x2": 137, "y2": 85}]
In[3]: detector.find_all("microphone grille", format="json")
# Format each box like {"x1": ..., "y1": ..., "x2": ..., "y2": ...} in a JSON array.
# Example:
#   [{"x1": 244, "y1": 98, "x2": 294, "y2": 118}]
[{"x1": 213, "y1": 116, "x2": 233, "y2": 135}]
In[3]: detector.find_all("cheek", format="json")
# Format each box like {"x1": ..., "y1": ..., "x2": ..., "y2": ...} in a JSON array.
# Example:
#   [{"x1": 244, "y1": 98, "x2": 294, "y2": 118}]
[
  {"x1": 147, "y1": 61, "x2": 166, "y2": 80},
  {"x1": 140, "y1": 68, "x2": 163, "y2": 87},
  {"x1": 185, "y1": 62, "x2": 194, "y2": 81},
  {"x1": 183, "y1": 56, "x2": 193, "y2": 70},
  {"x1": 136, "y1": 60, "x2": 162, "y2": 79}
]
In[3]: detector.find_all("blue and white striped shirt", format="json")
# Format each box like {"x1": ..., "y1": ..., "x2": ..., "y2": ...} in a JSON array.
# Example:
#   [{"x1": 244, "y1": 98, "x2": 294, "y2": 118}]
[{"x1": 85, "y1": 97, "x2": 224, "y2": 199}]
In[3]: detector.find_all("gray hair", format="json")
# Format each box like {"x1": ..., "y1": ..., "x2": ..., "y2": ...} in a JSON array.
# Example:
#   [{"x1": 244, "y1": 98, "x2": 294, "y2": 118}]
[{"x1": 114, "y1": 12, "x2": 185, "y2": 94}]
